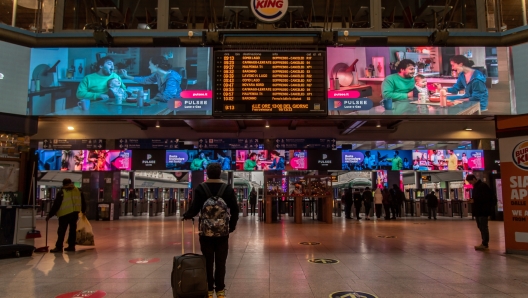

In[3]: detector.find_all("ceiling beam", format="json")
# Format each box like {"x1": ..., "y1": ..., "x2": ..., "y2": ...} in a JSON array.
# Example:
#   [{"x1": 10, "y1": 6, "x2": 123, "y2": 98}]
[
  {"x1": 236, "y1": 120, "x2": 246, "y2": 130},
  {"x1": 341, "y1": 120, "x2": 367, "y2": 135},
  {"x1": 126, "y1": 119, "x2": 147, "y2": 130},
  {"x1": 387, "y1": 120, "x2": 405, "y2": 129}
]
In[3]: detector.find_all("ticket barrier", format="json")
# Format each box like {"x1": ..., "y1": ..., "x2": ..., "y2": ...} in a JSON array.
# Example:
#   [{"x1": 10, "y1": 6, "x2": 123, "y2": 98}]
[
  {"x1": 461, "y1": 201, "x2": 469, "y2": 218},
  {"x1": 170, "y1": 199, "x2": 177, "y2": 215},
  {"x1": 443, "y1": 201, "x2": 453, "y2": 217},
  {"x1": 258, "y1": 199, "x2": 263, "y2": 220},
  {"x1": 132, "y1": 199, "x2": 139, "y2": 216},
  {"x1": 242, "y1": 199, "x2": 248, "y2": 217},
  {"x1": 120, "y1": 199, "x2": 126, "y2": 216},
  {"x1": 414, "y1": 200, "x2": 421, "y2": 217},
  {"x1": 141, "y1": 200, "x2": 148, "y2": 215},
  {"x1": 148, "y1": 200, "x2": 158, "y2": 216},
  {"x1": 334, "y1": 199, "x2": 342, "y2": 217},
  {"x1": 40, "y1": 199, "x2": 52, "y2": 216},
  {"x1": 164, "y1": 199, "x2": 170, "y2": 216}
]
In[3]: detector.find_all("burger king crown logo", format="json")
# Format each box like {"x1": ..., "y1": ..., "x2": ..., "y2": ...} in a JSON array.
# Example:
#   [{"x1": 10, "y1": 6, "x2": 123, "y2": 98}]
[
  {"x1": 512, "y1": 140, "x2": 528, "y2": 170},
  {"x1": 251, "y1": 0, "x2": 288, "y2": 23}
]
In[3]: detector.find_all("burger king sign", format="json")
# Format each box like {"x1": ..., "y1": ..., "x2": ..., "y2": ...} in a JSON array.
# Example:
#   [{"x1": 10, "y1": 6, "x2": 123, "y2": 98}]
[
  {"x1": 251, "y1": 0, "x2": 288, "y2": 23},
  {"x1": 512, "y1": 140, "x2": 528, "y2": 170}
]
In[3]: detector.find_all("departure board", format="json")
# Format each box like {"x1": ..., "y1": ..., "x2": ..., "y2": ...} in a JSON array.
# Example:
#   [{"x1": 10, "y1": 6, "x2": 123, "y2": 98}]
[{"x1": 213, "y1": 51, "x2": 326, "y2": 116}]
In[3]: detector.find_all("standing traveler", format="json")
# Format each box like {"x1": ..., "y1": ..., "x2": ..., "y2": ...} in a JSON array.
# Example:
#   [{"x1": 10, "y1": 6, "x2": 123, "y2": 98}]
[
  {"x1": 382, "y1": 188, "x2": 392, "y2": 220},
  {"x1": 343, "y1": 188, "x2": 353, "y2": 219},
  {"x1": 426, "y1": 190, "x2": 439, "y2": 220},
  {"x1": 362, "y1": 187, "x2": 373, "y2": 220},
  {"x1": 46, "y1": 178, "x2": 87, "y2": 253},
  {"x1": 374, "y1": 188, "x2": 383, "y2": 219},
  {"x1": 183, "y1": 163, "x2": 239, "y2": 298},
  {"x1": 392, "y1": 184, "x2": 404, "y2": 218},
  {"x1": 353, "y1": 189, "x2": 364, "y2": 220},
  {"x1": 465, "y1": 174, "x2": 493, "y2": 251},
  {"x1": 249, "y1": 188, "x2": 257, "y2": 216},
  {"x1": 389, "y1": 189, "x2": 398, "y2": 220}
]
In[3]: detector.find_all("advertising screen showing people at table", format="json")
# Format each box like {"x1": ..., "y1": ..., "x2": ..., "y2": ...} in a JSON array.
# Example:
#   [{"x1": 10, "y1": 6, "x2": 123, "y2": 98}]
[
  {"x1": 236, "y1": 150, "x2": 308, "y2": 171},
  {"x1": 166, "y1": 150, "x2": 235, "y2": 171},
  {"x1": 412, "y1": 149, "x2": 484, "y2": 171},
  {"x1": 0, "y1": 41, "x2": 31, "y2": 115},
  {"x1": 27, "y1": 47, "x2": 212, "y2": 116},
  {"x1": 327, "y1": 46, "x2": 511, "y2": 116}
]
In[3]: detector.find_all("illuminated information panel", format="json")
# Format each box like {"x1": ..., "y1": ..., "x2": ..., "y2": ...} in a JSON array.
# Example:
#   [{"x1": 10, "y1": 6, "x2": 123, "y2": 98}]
[{"x1": 214, "y1": 51, "x2": 326, "y2": 116}]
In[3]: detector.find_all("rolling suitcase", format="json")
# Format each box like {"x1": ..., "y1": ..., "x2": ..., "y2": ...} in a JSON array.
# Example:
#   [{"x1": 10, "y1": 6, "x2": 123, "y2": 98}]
[
  {"x1": 0, "y1": 244, "x2": 35, "y2": 259},
  {"x1": 171, "y1": 218, "x2": 208, "y2": 298}
]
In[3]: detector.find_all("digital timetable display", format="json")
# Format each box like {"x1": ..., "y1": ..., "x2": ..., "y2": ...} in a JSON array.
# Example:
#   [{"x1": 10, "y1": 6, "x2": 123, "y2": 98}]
[{"x1": 214, "y1": 51, "x2": 326, "y2": 116}]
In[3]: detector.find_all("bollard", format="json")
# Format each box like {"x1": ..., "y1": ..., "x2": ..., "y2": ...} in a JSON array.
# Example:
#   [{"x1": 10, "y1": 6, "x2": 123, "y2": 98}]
[{"x1": 242, "y1": 199, "x2": 248, "y2": 217}]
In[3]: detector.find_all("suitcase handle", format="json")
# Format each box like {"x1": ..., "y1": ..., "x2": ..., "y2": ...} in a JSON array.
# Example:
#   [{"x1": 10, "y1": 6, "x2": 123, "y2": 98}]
[{"x1": 181, "y1": 218, "x2": 195, "y2": 255}]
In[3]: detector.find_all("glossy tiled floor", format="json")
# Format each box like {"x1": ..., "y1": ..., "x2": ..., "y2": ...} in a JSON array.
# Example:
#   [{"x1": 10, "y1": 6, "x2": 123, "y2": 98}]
[{"x1": 2, "y1": 213, "x2": 528, "y2": 298}]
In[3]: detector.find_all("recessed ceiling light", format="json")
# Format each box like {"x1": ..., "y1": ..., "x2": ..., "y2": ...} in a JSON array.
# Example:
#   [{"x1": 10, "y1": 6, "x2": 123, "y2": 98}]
[
  {"x1": 67, "y1": 126, "x2": 74, "y2": 130},
  {"x1": 265, "y1": 121, "x2": 270, "y2": 128},
  {"x1": 156, "y1": 121, "x2": 160, "y2": 128},
  {"x1": 376, "y1": 121, "x2": 381, "y2": 128},
  {"x1": 465, "y1": 127, "x2": 472, "y2": 131}
]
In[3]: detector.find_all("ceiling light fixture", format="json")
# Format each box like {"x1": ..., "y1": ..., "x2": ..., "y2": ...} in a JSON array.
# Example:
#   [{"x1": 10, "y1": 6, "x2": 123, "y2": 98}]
[
  {"x1": 156, "y1": 121, "x2": 160, "y2": 128},
  {"x1": 67, "y1": 126, "x2": 74, "y2": 131},
  {"x1": 265, "y1": 121, "x2": 270, "y2": 128},
  {"x1": 464, "y1": 127, "x2": 472, "y2": 131},
  {"x1": 376, "y1": 121, "x2": 381, "y2": 128}
]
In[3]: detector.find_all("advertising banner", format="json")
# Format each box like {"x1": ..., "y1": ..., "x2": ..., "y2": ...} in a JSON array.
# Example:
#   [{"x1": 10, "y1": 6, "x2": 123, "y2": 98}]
[
  {"x1": 131, "y1": 150, "x2": 167, "y2": 171},
  {"x1": 166, "y1": 150, "x2": 234, "y2": 171},
  {"x1": 82, "y1": 150, "x2": 132, "y2": 171},
  {"x1": 28, "y1": 47, "x2": 212, "y2": 116},
  {"x1": 235, "y1": 150, "x2": 307, "y2": 171},
  {"x1": 307, "y1": 150, "x2": 342, "y2": 171},
  {"x1": 327, "y1": 46, "x2": 511, "y2": 116},
  {"x1": 412, "y1": 149, "x2": 484, "y2": 171},
  {"x1": 499, "y1": 136, "x2": 528, "y2": 253}
]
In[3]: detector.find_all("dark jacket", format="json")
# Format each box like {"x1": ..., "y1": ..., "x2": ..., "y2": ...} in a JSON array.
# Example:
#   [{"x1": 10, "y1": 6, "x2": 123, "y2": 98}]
[
  {"x1": 343, "y1": 189, "x2": 353, "y2": 204},
  {"x1": 426, "y1": 193, "x2": 439, "y2": 208},
  {"x1": 353, "y1": 192, "x2": 363, "y2": 206},
  {"x1": 48, "y1": 185, "x2": 87, "y2": 218},
  {"x1": 183, "y1": 180, "x2": 239, "y2": 233},
  {"x1": 249, "y1": 190, "x2": 257, "y2": 205},
  {"x1": 471, "y1": 180, "x2": 493, "y2": 217},
  {"x1": 362, "y1": 191, "x2": 373, "y2": 206},
  {"x1": 382, "y1": 191, "x2": 391, "y2": 205}
]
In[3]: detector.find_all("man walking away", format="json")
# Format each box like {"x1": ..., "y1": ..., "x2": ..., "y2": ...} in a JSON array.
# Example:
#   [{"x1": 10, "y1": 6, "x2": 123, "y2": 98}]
[
  {"x1": 183, "y1": 163, "x2": 239, "y2": 298},
  {"x1": 426, "y1": 191, "x2": 439, "y2": 220},
  {"x1": 249, "y1": 188, "x2": 257, "y2": 216},
  {"x1": 374, "y1": 188, "x2": 383, "y2": 219},
  {"x1": 362, "y1": 187, "x2": 373, "y2": 220},
  {"x1": 353, "y1": 189, "x2": 364, "y2": 220},
  {"x1": 392, "y1": 184, "x2": 404, "y2": 217},
  {"x1": 382, "y1": 188, "x2": 392, "y2": 220},
  {"x1": 466, "y1": 174, "x2": 493, "y2": 251},
  {"x1": 343, "y1": 188, "x2": 353, "y2": 219},
  {"x1": 46, "y1": 178, "x2": 86, "y2": 253}
]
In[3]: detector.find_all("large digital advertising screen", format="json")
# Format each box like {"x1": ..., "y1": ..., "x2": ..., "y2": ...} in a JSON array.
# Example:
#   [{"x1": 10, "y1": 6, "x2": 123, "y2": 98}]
[
  {"x1": 327, "y1": 46, "x2": 510, "y2": 116},
  {"x1": 235, "y1": 150, "x2": 308, "y2": 171},
  {"x1": 166, "y1": 150, "x2": 235, "y2": 171},
  {"x1": 411, "y1": 150, "x2": 484, "y2": 171},
  {"x1": 0, "y1": 40, "x2": 31, "y2": 115},
  {"x1": 28, "y1": 47, "x2": 212, "y2": 116},
  {"x1": 342, "y1": 150, "x2": 413, "y2": 171},
  {"x1": 37, "y1": 150, "x2": 131, "y2": 171}
]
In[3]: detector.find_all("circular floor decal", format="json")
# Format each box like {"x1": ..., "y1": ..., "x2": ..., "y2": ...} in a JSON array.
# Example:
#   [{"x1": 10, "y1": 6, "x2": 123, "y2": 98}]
[
  {"x1": 308, "y1": 258, "x2": 339, "y2": 264},
  {"x1": 128, "y1": 258, "x2": 160, "y2": 264},
  {"x1": 329, "y1": 290, "x2": 378, "y2": 298},
  {"x1": 299, "y1": 242, "x2": 321, "y2": 245},
  {"x1": 56, "y1": 290, "x2": 106, "y2": 298}
]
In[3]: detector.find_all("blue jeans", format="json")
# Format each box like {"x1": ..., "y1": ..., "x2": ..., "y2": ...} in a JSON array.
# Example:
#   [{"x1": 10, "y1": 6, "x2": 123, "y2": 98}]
[{"x1": 475, "y1": 216, "x2": 489, "y2": 247}]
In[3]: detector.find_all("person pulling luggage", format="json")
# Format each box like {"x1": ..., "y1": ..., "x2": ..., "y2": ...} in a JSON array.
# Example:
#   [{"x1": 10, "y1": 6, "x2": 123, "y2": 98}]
[{"x1": 183, "y1": 163, "x2": 239, "y2": 298}]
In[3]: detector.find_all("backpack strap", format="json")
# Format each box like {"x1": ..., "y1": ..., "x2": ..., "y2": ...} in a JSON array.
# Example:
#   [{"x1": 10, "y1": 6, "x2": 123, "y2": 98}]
[
  {"x1": 217, "y1": 183, "x2": 228, "y2": 197},
  {"x1": 200, "y1": 183, "x2": 213, "y2": 198}
]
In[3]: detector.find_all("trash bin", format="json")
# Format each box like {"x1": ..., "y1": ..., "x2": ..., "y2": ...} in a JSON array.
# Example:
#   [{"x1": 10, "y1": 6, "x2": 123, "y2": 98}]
[
  {"x1": 242, "y1": 199, "x2": 248, "y2": 217},
  {"x1": 97, "y1": 203, "x2": 114, "y2": 221}
]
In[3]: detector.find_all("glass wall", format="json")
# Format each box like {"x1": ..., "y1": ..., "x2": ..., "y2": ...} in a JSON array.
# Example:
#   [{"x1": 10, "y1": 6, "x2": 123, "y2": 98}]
[{"x1": 380, "y1": 0, "x2": 477, "y2": 29}]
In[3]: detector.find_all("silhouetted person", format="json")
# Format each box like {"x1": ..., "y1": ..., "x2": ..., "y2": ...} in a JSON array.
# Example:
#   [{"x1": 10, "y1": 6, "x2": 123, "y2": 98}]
[
  {"x1": 362, "y1": 187, "x2": 373, "y2": 220},
  {"x1": 426, "y1": 190, "x2": 439, "y2": 220},
  {"x1": 353, "y1": 189, "x2": 363, "y2": 220}
]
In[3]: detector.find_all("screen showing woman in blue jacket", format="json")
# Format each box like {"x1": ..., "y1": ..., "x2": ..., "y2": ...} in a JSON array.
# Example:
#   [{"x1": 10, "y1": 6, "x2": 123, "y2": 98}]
[
  {"x1": 434, "y1": 55, "x2": 489, "y2": 111},
  {"x1": 268, "y1": 150, "x2": 285, "y2": 170}
]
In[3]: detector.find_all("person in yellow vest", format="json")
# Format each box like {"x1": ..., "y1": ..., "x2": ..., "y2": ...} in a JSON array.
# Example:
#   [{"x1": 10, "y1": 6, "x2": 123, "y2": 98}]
[{"x1": 46, "y1": 178, "x2": 86, "y2": 253}]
